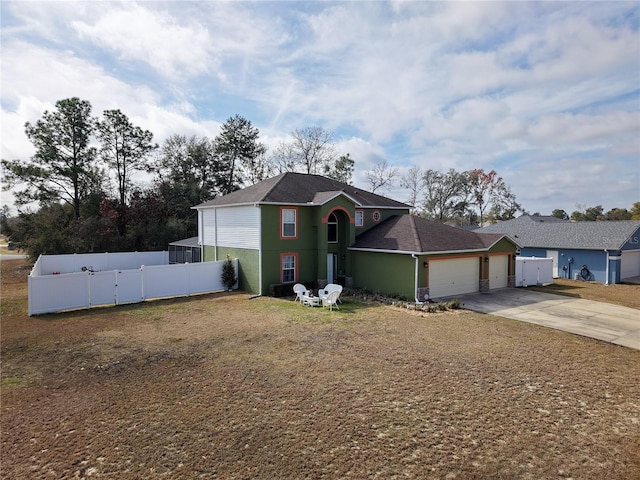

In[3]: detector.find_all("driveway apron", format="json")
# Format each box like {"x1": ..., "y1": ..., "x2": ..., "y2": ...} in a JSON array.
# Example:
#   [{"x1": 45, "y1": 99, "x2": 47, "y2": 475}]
[{"x1": 460, "y1": 289, "x2": 640, "y2": 351}]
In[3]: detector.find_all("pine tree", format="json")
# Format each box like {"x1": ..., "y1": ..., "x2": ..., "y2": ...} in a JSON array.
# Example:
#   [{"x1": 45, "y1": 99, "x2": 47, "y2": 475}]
[{"x1": 221, "y1": 255, "x2": 237, "y2": 290}]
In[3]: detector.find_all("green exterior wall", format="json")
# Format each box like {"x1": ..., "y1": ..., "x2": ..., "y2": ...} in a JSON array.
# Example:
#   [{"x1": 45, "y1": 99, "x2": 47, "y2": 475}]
[
  {"x1": 260, "y1": 204, "x2": 320, "y2": 293},
  {"x1": 203, "y1": 245, "x2": 260, "y2": 293},
  {"x1": 351, "y1": 235, "x2": 518, "y2": 299},
  {"x1": 351, "y1": 251, "x2": 416, "y2": 299},
  {"x1": 201, "y1": 198, "x2": 411, "y2": 296},
  {"x1": 488, "y1": 237, "x2": 517, "y2": 254},
  {"x1": 219, "y1": 247, "x2": 260, "y2": 294},
  {"x1": 258, "y1": 200, "x2": 409, "y2": 294}
]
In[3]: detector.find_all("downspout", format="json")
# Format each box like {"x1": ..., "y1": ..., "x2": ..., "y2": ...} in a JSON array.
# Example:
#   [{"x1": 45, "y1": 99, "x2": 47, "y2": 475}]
[
  {"x1": 213, "y1": 208, "x2": 218, "y2": 262},
  {"x1": 257, "y1": 203, "x2": 263, "y2": 296},
  {"x1": 604, "y1": 249, "x2": 609, "y2": 285},
  {"x1": 411, "y1": 254, "x2": 419, "y2": 301}
]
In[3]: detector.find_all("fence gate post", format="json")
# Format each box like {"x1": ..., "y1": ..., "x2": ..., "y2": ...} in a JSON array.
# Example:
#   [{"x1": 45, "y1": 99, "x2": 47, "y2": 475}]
[{"x1": 140, "y1": 265, "x2": 145, "y2": 300}]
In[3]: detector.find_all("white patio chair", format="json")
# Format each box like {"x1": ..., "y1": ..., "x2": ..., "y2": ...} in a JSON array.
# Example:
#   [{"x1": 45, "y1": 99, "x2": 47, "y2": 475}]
[
  {"x1": 293, "y1": 283, "x2": 307, "y2": 303},
  {"x1": 322, "y1": 290, "x2": 341, "y2": 311},
  {"x1": 318, "y1": 284, "x2": 343, "y2": 303}
]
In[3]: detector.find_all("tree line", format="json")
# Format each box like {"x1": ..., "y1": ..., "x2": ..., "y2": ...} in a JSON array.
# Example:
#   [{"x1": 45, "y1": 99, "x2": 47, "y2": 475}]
[
  {"x1": 2, "y1": 97, "x2": 637, "y2": 259},
  {"x1": 397, "y1": 166, "x2": 521, "y2": 226},
  {"x1": 0, "y1": 98, "x2": 353, "y2": 258},
  {"x1": 549, "y1": 204, "x2": 640, "y2": 222}
]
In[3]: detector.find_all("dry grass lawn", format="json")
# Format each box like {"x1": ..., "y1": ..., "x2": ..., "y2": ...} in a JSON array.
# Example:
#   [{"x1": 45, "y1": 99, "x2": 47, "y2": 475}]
[
  {"x1": 529, "y1": 278, "x2": 640, "y2": 310},
  {"x1": 2, "y1": 259, "x2": 639, "y2": 479}
]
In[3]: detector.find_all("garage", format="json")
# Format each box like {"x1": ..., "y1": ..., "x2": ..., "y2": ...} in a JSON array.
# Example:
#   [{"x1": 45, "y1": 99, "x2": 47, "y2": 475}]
[
  {"x1": 489, "y1": 255, "x2": 509, "y2": 289},
  {"x1": 621, "y1": 251, "x2": 640, "y2": 279},
  {"x1": 429, "y1": 256, "x2": 480, "y2": 298}
]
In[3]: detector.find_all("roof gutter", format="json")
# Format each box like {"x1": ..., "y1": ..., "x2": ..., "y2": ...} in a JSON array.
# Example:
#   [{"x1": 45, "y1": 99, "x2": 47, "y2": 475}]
[
  {"x1": 195, "y1": 202, "x2": 410, "y2": 210},
  {"x1": 348, "y1": 247, "x2": 489, "y2": 256}
]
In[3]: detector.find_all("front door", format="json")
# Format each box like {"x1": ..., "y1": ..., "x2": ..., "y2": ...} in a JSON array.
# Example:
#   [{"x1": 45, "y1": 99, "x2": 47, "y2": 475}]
[{"x1": 327, "y1": 253, "x2": 337, "y2": 284}]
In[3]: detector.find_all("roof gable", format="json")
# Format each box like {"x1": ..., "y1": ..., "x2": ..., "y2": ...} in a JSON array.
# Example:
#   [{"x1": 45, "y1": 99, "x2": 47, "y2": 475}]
[
  {"x1": 351, "y1": 215, "x2": 513, "y2": 253},
  {"x1": 311, "y1": 191, "x2": 361, "y2": 206},
  {"x1": 195, "y1": 172, "x2": 410, "y2": 209}
]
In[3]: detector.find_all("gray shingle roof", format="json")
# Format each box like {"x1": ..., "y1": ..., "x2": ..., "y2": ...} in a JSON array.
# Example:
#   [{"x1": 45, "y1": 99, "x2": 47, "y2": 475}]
[
  {"x1": 169, "y1": 237, "x2": 200, "y2": 247},
  {"x1": 195, "y1": 172, "x2": 410, "y2": 209},
  {"x1": 479, "y1": 216, "x2": 640, "y2": 250},
  {"x1": 351, "y1": 215, "x2": 510, "y2": 253}
]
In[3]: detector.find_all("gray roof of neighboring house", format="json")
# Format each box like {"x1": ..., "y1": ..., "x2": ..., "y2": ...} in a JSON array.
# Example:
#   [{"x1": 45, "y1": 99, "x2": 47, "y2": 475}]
[
  {"x1": 169, "y1": 237, "x2": 200, "y2": 247},
  {"x1": 351, "y1": 215, "x2": 511, "y2": 254},
  {"x1": 479, "y1": 215, "x2": 640, "y2": 250},
  {"x1": 195, "y1": 172, "x2": 410, "y2": 209}
]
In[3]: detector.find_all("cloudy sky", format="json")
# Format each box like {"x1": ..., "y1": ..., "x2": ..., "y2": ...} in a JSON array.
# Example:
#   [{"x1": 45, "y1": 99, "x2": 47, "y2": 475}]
[{"x1": 1, "y1": 1, "x2": 639, "y2": 215}]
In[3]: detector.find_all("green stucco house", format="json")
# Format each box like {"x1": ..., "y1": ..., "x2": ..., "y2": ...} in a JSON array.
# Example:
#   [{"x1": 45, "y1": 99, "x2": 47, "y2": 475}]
[{"x1": 194, "y1": 172, "x2": 518, "y2": 300}]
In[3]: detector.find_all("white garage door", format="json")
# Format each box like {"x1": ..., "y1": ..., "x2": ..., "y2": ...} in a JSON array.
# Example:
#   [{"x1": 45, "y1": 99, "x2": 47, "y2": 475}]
[
  {"x1": 429, "y1": 257, "x2": 479, "y2": 298},
  {"x1": 489, "y1": 255, "x2": 509, "y2": 289},
  {"x1": 621, "y1": 251, "x2": 640, "y2": 279}
]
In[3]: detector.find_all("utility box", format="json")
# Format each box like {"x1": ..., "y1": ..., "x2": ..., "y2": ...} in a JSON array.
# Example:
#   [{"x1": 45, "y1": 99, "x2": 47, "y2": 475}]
[{"x1": 515, "y1": 257, "x2": 554, "y2": 287}]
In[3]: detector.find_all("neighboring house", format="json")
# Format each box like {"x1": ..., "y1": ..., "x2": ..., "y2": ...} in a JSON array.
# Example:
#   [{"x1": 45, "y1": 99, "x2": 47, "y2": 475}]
[
  {"x1": 169, "y1": 237, "x2": 202, "y2": 264},
  {"x1": 193, "y1": 172, "x2": 519, "y2": 300},
  {"x1": 479, "y1": 215, "x2": 640, "y2": 284}
]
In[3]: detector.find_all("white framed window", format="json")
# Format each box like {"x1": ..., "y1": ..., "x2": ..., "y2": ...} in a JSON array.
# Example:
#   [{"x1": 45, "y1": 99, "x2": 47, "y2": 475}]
[
  {"x1": 328, "y1": 212, "x2": 338, "y2": 243},
  {"x1": 372, "y1": 210, "x2": 381, "y2": 222},
  {"x1": 281, "y1": 207, "x2": 297, "y2": 239},
  {"x1": 281, "y1": 253, "x2": 297, "y2": 283},
  {"x1": 355, "y1": 210, "x2": 364, "y2": 227}
]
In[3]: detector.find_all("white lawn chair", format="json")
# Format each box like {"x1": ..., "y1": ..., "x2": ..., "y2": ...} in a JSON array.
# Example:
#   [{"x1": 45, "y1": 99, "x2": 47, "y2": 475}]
[
  {"x1": 322, "y1": 290, "x2": 341, "y2": 311},
  {"x1": 293, "y1": 283, "x2": 308, "y2": 303},
  {"x1": 318, "y1": 284, "x2": 343, "y2": 303}
]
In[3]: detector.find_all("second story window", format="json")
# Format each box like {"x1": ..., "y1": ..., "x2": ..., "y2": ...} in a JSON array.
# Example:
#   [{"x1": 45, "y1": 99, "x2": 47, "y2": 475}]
[
  {"x1": 355, "y1": 210, "x2": 364, "y2": 227},
  {"x1": 281, "y1": 208, "x2": 297, "y2": 239},
  {"x1": 328, "y1": 212, "x2": 338, "y2": 243}
]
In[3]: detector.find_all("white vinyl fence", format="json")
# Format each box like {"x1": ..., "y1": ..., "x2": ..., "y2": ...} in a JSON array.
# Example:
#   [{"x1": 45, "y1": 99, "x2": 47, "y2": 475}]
[
  {"x1": 28, "y1": 252, "x2": 237, "y2": 316},
  {"x1": 515, "y1": 257, "x2": 553, "y2": 287}
]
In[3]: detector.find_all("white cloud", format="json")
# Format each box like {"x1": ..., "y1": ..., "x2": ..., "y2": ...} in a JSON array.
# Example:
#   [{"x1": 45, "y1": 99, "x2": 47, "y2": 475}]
[
  {"x1": 1, "y1": 1, "x2": 638, "y2": 215},
  {"x1": 71, "y1": 3, "x2": 215, "y2": 79},
  {"x1": 504, "y1": 155, "x2": 637, "y2": 215}
]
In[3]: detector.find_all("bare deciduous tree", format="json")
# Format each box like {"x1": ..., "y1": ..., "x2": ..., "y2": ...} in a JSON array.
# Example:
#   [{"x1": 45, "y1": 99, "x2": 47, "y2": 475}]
[
  {"x1": 400, "y1": 165, "x2": 425, "y2": 211},
  {"x1": 365, "y1": 158, "x2": 398, "y2": 193},
  {"x1": 271, "y1": 126, "x2": 337, "y2": 175}
]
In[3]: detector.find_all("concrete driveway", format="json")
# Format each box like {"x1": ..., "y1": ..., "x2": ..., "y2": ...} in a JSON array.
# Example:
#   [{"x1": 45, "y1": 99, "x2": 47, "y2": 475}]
[{"x1": 460, "y1": 289, "x2": 640, "y2": 351}]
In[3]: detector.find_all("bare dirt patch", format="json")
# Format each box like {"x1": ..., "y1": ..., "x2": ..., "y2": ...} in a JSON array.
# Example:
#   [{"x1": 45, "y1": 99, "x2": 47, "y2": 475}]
[{"x1": 2, "y1": 260, "x2": 639, "y2": 479}]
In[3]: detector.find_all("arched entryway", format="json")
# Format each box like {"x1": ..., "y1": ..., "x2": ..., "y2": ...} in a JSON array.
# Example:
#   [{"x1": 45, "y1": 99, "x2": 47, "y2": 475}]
[{"x1": 326, "y1": 209, "x2": 350, "y2": 284}]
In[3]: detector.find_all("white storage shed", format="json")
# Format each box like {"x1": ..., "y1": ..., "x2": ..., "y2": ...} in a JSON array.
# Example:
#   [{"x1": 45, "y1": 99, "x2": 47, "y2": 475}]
[{"x1": 515, "y1": 257, "x2": 553, "y2": 287}]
